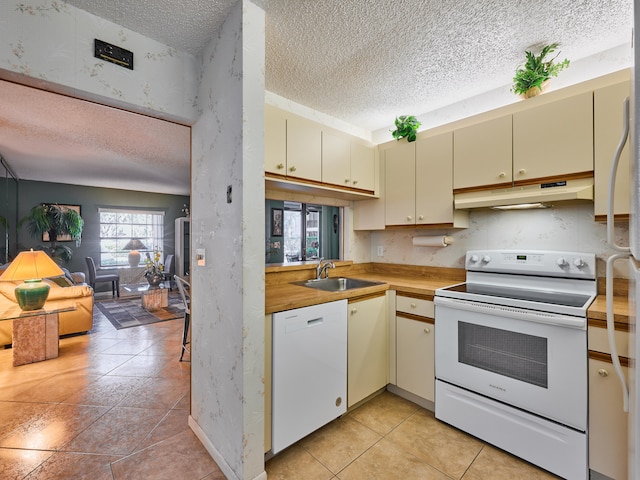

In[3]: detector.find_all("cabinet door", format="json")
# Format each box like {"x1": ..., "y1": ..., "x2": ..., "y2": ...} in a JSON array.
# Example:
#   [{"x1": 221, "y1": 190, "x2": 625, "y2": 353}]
[
  {"x1": 384, "y1": 141, "x2": 416, "y2": 226},
  {"x1": 588, "y1": 357, "x2": 628, "y2": 480},
  {"x1": 348, "y1": 295, "x2": 388, "y2": 407},
  {"x1": 594, "y1": 81, "x2": 631, "y2": 220},
  {"x1": 453, "y1": 115, "x2": 512, "y2": 190},
  {"x1": 322, "y1": 130, "x2": 351, "y2": 187},
  {"x1": 264, "y1": 105, "x2": 287, "y2": 175},
  {"x1": 513, "y1": 91, "x2": 593, "y2": 183},
  {"x1": 287, "y1": 115, "x2": 322, "y2": 181},
  {"x1": 396, "y1": 316, "x2": 434, "y2": 402},
  {"x1": 351, "y1": 142, "x2": 375, "y2": 192},
  {"x1": 416, "y1": 132, "x2": 453, "y2": 225}
]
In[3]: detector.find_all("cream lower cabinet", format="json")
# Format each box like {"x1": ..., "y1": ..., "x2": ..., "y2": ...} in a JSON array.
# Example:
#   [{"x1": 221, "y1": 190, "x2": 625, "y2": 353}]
[
  {"x1": 594, "y1": 79, "x2": 631, "y2": 221},
  {"x1": 395, "y1": 295, "x2": 435, "y2": 402},
  {"x1": 264, "y1": 314, "x2": 273, "y2": 453},
  {"x1": 347, "y1": 293, "x2": 388, "y2": 408},
  {"x1": 588, "y1": 356, "x2": 629, "y2": 480}
]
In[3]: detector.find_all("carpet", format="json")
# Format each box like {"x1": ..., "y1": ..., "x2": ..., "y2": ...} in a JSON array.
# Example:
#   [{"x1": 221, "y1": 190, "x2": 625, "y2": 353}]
[{"x1": 96, "y1": 294, "x2": 185, "y2": 329}]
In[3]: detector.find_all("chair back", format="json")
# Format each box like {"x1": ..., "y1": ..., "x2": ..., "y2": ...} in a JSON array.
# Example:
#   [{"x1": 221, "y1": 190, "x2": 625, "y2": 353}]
[
  {"x1": 85, "y1": 257, "x2": 97, "y2": 283},
  {"x1": 165, "y1": 254, "x2": 175, "y2": 275},
  {"x1": 174, "y1": 275, "x2": 190, "y2": 315}
]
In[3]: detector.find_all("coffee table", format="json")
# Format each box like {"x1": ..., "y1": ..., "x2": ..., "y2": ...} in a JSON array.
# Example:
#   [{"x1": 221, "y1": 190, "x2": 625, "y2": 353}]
[{"x1": 122, "y1": 284, "x2": 169, "y2": 310}]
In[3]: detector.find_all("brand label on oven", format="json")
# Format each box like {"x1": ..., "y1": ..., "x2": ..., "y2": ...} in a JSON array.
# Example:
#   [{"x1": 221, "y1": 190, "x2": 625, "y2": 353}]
[{"x1": 489, "y1": 384, "x2": 506, "y2": 392}]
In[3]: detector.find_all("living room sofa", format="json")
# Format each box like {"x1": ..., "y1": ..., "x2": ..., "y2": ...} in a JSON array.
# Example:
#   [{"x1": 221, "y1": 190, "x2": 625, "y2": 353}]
[{"x1": 0, "y1": 278, "x2": 94, "y2": 346}]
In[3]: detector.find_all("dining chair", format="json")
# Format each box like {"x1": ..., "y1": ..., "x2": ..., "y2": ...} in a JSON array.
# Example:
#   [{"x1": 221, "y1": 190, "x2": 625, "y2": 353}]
[
  {"x1": 85, "y1": 257, "x2": 119, "y2": 297},
  {"x1": 162, "y1": 254, "x2": 175, "y2": 291},
  {"x1": 174, "y1": 274, "x2": 191, "y2": 361}
]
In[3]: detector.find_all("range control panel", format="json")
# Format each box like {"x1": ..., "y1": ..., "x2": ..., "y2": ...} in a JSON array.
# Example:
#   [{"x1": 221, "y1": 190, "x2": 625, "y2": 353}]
[{"x1": 465, "y1": 249, "x2": 596, "y2": 279}]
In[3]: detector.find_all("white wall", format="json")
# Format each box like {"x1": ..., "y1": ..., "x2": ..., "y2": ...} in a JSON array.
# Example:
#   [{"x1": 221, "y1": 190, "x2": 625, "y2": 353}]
[
  {"x1": 189, "y1": 1, "x2": 266, "y2": 479},
  {"x1": 367, "y1": 203, "x2": 630, "y2": 278},
  {"x1": 0, "y1": 0, "x2": 199, "y2": 124}
]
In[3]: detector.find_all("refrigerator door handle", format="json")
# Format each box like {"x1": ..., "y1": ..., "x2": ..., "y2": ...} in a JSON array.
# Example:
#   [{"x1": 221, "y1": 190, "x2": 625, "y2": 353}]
[
  {"x1": 607, "y1": 96, "x2": 631, "y2": 253},
  {"x1": 606, "y1": 252, "x2": 630, "y2": 412}
]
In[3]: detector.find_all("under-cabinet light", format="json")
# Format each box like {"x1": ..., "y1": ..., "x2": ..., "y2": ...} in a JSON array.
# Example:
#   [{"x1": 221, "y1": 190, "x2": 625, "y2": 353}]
[{"x1": 491, "y1": 202, "x2": 550, "y2": 211}]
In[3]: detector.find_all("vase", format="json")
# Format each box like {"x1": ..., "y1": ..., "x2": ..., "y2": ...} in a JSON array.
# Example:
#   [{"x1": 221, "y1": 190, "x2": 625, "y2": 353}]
[
  {"x1": 523, "y1": 80, "x2": 549, "y2": 99},
  {"x1": 146, "y1": 274, "x2": 163, "y2": 287}
]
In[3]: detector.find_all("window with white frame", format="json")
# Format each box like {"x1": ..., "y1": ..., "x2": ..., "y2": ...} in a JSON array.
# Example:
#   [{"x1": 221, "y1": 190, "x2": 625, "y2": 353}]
[{"x1": 98, "y1": 208, "x2": 164, "y2": 267}]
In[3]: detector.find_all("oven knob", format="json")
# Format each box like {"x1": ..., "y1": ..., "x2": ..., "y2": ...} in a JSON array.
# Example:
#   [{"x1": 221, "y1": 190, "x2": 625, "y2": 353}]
[
  {"x1": 469, "y1": 255, "x2": 479, "y2": 264},
  {"x1": 481, "y1": 255, "x2": 491, "y2": 264},
  {"x1": 556, "y1": 257, "x2": 568, "y2": 267},
  {"x1": 573, "y1": 258, "x2": 586, "y2": 268}
]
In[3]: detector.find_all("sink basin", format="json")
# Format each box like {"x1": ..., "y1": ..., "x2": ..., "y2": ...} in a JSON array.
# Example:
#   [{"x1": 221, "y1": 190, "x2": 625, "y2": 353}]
[{"x1": 293, "y1": 277, "x2": 385, "y2": 292}]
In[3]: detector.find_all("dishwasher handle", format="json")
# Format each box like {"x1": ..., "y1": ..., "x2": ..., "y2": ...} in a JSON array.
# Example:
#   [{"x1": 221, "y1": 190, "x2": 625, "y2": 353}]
[{"x1": 307, "y1": 317, "x2": 324, "y2": 327}]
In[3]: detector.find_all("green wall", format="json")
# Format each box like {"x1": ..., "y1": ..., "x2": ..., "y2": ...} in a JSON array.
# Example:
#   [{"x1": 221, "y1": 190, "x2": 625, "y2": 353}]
[{"x1": 15, "y1": 180, "x2": 188, "y2": 291}]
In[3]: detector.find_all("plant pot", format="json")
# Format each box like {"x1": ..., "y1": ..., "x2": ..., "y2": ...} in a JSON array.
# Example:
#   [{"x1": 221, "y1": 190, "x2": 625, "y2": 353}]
[
  {"x1": 146, "y1": 274, "x2": 163, "y2": 287},
  {"x1": 523, "y1": 80, "x2": 549, "y2": 99}
]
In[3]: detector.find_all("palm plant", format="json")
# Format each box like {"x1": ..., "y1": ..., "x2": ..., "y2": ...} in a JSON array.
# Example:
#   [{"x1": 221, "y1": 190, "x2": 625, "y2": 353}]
[
  {"x1": 512, "y1": 43, "x2": 570, "y2": 97},
  {"x1": 19, "y1": 203, "x2": 84, "y2": 264}
]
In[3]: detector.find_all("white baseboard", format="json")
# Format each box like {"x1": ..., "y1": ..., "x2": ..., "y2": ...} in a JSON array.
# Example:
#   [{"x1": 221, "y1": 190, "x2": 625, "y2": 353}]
[{"x1": 188, "y1": 415, "x2": 267, "y2": 480}]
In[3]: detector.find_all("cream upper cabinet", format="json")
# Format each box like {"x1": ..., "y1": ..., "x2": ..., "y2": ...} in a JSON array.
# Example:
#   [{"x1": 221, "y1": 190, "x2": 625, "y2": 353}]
[
  {"x1": 264, "y1": 105, "x2": 287, "y2": 176},
  {"x1": 385, "y1": 141, "x2": 416, "y2": 226},
  {"x1": 350, "y1": 142, "x2": 375, "y2": 192},
  {"x1": 453, "y1": 115, "x2": 512, "y2": 191},
  {"x1": 594, "y1": 80, "x2": 630, "y2": 221},
  {"x1": 513, "y1": 91, "x2": 594, "y2": 183},
  {"x1": 347, "y1": 294, "x2": 388, "y2": 408},
  {"x1": 322, "y1": 130, "x2": 351, "y2": 187},
  {"x1": 286, "y1": 114, "x2": 322, "y2": 182},
  {"x1": 416, "y1": 132, "x2": 455, "y2": 225}
]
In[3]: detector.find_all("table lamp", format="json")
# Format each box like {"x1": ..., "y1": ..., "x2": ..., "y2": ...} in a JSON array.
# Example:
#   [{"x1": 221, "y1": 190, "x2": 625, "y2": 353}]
[
  {"x1": 0, "y1": 249, "x2": 65, "y2": 310},
  {"x1": 123, "y1": 239, "x2": 147, "y2": 267}
]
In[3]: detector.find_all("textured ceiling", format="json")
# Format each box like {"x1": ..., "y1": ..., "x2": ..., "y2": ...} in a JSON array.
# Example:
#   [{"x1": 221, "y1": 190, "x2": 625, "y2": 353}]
[{"x1": 4, "y1": 0, "x2": 635, "y2": 194}]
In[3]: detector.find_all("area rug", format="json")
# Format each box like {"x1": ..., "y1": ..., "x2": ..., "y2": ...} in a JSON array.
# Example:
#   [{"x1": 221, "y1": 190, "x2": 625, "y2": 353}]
[{"x1": 96, "y1": 294, "x2": 185, "y2": 329}]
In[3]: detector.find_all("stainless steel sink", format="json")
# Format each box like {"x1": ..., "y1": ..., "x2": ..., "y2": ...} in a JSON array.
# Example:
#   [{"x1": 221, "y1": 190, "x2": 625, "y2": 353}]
[{"x1": 293, "y1": 277, "x2": 385, "y2": 292}]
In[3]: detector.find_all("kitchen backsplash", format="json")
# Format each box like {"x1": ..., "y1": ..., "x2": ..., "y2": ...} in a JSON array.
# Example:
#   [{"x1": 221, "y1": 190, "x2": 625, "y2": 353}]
[{"x1": 366, "y1": 203, "x2": 630, "y2": 279}]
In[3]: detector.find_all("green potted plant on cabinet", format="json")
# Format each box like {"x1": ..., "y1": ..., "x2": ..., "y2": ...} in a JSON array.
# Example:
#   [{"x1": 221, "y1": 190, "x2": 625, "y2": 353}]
[
  {"x1": 512, "y1": 43, "x2": 570, "y2": 98},
  {"x1": 391, "y1": 115, "x2": 421, "y2": 142},
  {"x1": 19, "y1": 203, "x2": 84, "y2": 264}
]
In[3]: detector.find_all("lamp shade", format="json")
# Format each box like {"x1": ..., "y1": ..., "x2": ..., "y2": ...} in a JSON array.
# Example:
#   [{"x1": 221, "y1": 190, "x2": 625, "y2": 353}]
[
  {"x1": 0, "y1": 249, "x2": 65, "y2": 310},
  {"x1": 123, "y1": 239, "x2": 147, "y2": 251}
]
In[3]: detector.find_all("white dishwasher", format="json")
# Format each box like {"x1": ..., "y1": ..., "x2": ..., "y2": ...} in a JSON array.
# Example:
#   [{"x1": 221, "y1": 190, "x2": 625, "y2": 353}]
[{"x1": 272, "y1": 299, "x2": 347, "y2": 454}]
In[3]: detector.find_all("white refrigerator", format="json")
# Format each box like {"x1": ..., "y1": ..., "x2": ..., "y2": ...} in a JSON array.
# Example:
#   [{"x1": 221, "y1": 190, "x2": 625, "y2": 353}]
[{"x1": 609, "y1": 2, "x2": 640, "y2": 477}]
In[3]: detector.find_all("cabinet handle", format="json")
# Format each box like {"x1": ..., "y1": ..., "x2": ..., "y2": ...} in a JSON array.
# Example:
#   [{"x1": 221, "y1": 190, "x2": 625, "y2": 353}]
[
  {"x1": 518, "y1": 168, "x2": 526, "y2": 175},
  {"x1": 277, "y1": 163, "x2": 284, "y2": 170},
  {"x1": 418, "y1": 215, "x2": 424, "y2": 220},
  {"x1": 424, "y1": 327, "x2": 431, "y2": 334},
  {"x1": 350, "y1": 308, "x2": 358, "y2": 315},
  {"x1": 410, "y1": 303, "x2": 416, "y2": 308},
  {"x1": 345, "y1": 179, "x2": 350, "y2": 184},
  {"x1": 289, "y1": 166, "x2": 297, "y2": 172},
  {"x1": 499, "y1": 172, "x2": 506, "y2": 178},
  {"x1": 352, "y1": 179, "x2": 358, "y2": 185},
  {"x1": 407, "y1": 215, "x2": 413, "y2": 221},
  {"x1": 598, "y1": 368, "x2": 609, "y2": 377}
]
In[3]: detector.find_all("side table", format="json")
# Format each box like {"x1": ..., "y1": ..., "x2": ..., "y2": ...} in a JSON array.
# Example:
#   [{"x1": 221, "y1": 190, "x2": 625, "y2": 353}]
[{"x1": 0, "y1": 305, "x2": 75, "y2": 366}]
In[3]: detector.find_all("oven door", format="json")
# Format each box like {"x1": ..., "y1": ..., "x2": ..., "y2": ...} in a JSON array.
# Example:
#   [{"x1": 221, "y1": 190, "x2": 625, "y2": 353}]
[{"x1": 435, "y1": 297, "x2": 587, "y2": 431}]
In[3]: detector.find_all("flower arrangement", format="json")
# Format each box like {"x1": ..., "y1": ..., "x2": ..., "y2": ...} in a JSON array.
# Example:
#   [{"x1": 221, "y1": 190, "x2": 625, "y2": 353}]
[
  {"x1": 511, "y1": 43, "x2": 570, "y2": 98},
  {"x1": 144, "y1": 247, "x2": 164, "y2": 278}
]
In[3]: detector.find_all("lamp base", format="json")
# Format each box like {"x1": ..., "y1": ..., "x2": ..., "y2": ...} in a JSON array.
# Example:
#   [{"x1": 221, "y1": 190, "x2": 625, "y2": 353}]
[
  {"x1": 15, "y1": 279, "x2": 50, "y2": 310},
  {"x1": 128, "y1": 251, "x2": 141, "y2": 267}
]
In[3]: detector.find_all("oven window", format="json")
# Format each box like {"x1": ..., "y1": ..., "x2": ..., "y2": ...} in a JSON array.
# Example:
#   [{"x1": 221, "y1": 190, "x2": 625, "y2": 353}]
[{"x1": 458, "y1": 322, "x2": 548, "y2": 388}]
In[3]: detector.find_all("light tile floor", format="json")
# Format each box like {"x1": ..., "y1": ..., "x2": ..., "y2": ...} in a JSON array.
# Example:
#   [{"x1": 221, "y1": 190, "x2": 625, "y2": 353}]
[{"x1": 1, "y1": 297, "x2": 561, "y2": 479}]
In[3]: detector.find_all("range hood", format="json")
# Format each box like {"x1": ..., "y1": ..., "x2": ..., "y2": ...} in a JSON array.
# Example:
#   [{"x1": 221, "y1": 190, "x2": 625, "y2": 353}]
[{"x1": 454, "y1": 177, "x2": 594, "y2": 209}]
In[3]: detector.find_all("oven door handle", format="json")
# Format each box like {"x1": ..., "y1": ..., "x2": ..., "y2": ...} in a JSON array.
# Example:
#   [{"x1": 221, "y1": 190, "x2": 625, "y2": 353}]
[{"x1": 434, "y1": 296, "x2": 586, "y2": 329}]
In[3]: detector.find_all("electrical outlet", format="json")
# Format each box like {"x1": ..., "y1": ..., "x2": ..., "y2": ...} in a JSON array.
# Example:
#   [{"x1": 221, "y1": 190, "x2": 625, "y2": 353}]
[{"x1": 377, "y1": 245, "x2": 384, "y2": 257}]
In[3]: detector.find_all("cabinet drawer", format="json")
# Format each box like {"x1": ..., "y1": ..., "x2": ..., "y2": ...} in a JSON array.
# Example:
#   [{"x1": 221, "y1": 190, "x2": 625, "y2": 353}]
[
  {"x1": 588, "y1": 325, "x2": 629, "y2": 358},
  {"x1": 396, "y1": 295, "x2": 434, "y2": 318}
]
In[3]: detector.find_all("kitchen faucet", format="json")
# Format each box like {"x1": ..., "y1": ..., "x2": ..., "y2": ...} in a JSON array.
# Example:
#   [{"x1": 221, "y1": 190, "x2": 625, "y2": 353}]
[{"x1": 316, "y1": 258, "x2": 335, "y2": 279}]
